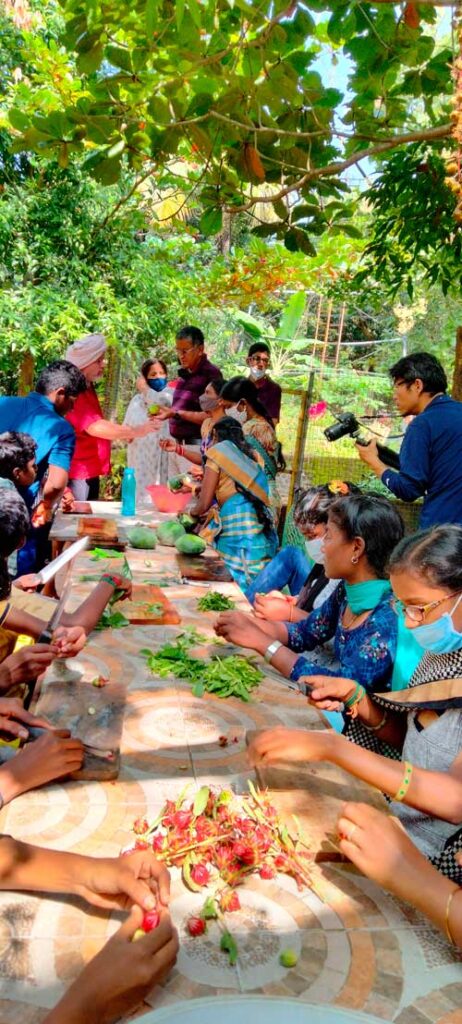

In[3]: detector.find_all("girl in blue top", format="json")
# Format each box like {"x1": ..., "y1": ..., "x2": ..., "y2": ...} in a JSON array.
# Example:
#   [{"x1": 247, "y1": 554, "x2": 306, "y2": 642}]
[{"x1": 216, "y1": 493, "x2": 405, "y2": 696}]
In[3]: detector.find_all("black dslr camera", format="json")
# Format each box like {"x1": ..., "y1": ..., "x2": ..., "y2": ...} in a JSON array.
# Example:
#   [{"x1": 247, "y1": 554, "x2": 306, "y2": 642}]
[{"x1": 324, "y1": 412, "x2": 400, "y2": 470}]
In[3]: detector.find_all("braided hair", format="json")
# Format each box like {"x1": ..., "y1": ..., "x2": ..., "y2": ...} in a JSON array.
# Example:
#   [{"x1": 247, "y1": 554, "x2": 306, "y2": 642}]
[{"x1": 212, "y1": 418, "x2": 275, "y2": 538}]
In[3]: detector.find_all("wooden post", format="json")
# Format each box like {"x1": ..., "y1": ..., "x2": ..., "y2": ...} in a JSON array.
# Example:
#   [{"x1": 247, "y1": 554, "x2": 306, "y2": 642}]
[
  {"x1": 334, "y1": 302, "x2": 346, "y2": 369},
  {"x1": 311, "y1": 296, "x2": 322, "y2": 360},
  {"x1": 452, "y1": 326, "x2": 462, "y2": 401},
  {"x1": 319, "y1": 299, "x2": 333, "y2": 378},
  {"x1": 287, "y1": 371, "x2": 315, "y2": 511}
]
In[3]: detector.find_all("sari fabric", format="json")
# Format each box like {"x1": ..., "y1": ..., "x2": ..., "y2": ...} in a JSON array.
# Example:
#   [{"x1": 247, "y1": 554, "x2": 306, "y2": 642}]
[{"x1": 202, "y1": 441, "x2": 278, "y2": 589}]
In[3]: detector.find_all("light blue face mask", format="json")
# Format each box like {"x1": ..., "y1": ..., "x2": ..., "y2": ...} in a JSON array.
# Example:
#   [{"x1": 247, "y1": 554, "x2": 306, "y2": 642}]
[{"x1": 410, "y1": 592, "x2": 462, "y2": 654}]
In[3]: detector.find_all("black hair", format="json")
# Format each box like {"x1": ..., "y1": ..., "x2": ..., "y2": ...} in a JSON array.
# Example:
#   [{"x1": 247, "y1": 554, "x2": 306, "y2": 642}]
[
  {"x1": 220, "y1": 377, "x2": 273, "y2": 427},
  {"x1": 220, "y1": 376, "x2": 285, "y2": 470},
  {"x1": 209, "y1": 375, "x2": 226, "y2": 395},
  {"x1": 212, "y1": 417, "x2": 275, "y2": 538},
  {"x1": 0, "y1": 489, "x2": 30, "y2": 599},
  {"x1": 328, "y1": 493, "x2": 404, "y2": 578},
  {"x1": 388, "y1": 525, "x2": 462, "y2": 590},
  {"x1": 293, "y1": 482, "x2": 361, "y2": 530},
  {"x1": 0, "y1": 432, "x2": 37, "y2": 479},
  {"x1": 176, "y1": 326, "x2": 204, "y2": 347},
  {"x1": 35, "y1": 360, "x2": 87, "y2": 398},
  {"x1": 248, "y1": 342, "x2": 270, "y2": 358},
  {"x1": 141, "y1": 357, "x2": 168, "y2": 381},
  {"x1": 389, "y1": 352, "x2": 447, "y2": 396}
]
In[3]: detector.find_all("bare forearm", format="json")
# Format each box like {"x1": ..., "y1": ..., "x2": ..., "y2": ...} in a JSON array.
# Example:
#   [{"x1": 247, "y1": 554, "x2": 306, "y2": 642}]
[
  {"x1": 63, "y1": 582, "x2": 116, "y2": 632},
  {"x1": 0, "y1": 837, "x2": 89, "y2": 894},
  {"x1": 176, "y1": 409, "x2": 206, "y2": 425},
  {"x1": 2, "y1": 607, "x2": 45, "y2": 639},
  {"x1": 329, "y1": 734, "x2": 462, "y2": 822},
  {"x1": 87, "y1": 419, "x2": 133, "y2": 441}
]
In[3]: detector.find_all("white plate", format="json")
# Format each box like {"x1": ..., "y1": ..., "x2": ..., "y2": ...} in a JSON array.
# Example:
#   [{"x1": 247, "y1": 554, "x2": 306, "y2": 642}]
[{"x1": 142, "y1": 997, "x2": 386, "y2": 1024}]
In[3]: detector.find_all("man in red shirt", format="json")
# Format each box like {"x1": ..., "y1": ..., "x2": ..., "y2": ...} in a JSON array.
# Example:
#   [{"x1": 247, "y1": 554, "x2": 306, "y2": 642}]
[{"x1": 65, "y1": 334, "x2": 156, "y2": 500}]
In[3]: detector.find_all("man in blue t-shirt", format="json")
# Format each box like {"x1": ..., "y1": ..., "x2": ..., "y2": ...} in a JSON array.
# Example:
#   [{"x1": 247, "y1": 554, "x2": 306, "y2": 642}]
[
  {"x1": 357, "y1": 352, "x2": 462, "y2": 528},
  {"x1": 0, "y1": 360, "x2": 86, "y2": 571}
]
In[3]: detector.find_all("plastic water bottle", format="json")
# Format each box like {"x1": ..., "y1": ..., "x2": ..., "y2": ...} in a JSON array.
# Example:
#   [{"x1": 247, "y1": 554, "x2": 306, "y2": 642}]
[{"x1": 121, "y1": 467, "x2": 136, "y2": 516}]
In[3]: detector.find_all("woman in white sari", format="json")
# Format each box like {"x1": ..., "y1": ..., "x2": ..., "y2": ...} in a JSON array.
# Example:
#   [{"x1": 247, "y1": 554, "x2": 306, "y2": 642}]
[{"x1": 123, "y1": 358, "x2": 172, "y2": 502}]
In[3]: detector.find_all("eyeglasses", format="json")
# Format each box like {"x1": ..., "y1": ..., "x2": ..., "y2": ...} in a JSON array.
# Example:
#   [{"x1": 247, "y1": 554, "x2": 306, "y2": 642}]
[
  {"x1": 249, "y1": 356, "x2": 269, "y2": 366},
  {"x1": 176, "y1": 347, "x2": 195, "y2": 357},
  {"x1": 392, "y1": 591, "x2": 462, "y2": 623},
  {"x1": 392, "y1": 379, "x2": 410, "y2": 390}
]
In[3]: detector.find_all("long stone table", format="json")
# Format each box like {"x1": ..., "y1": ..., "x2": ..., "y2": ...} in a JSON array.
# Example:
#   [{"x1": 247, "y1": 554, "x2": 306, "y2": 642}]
[{"x1": 0, "y1": 525, "x2": 461, "y2": 1022}]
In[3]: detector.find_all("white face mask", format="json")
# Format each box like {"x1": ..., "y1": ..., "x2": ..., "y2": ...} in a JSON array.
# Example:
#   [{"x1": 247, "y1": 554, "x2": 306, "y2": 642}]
[
  {"x1": 305, "y1": 537, "x2": 325, "y2": 565},
  {"x1": 228, "y1": 404, "x2": 248, "y2": 425},
  {"x1": 249, "y1": 366, "x2": 266, "y2": 381}
]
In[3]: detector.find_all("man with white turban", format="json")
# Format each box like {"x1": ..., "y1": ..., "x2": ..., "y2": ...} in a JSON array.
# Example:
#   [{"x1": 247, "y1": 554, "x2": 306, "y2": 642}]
[{"x1": 65, "y1": 334, "x2": 156, "y2": 500}]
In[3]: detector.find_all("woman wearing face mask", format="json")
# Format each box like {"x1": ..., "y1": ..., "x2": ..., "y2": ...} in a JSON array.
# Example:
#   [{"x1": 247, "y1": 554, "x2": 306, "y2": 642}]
[
  {"x1": 159, "y1": 377, "x2": 225, "y2": 473},
  {"x1": 248, "y1": 524, "x2": 462, "y2": 880},
  {"x1": 187, "y1": 417, "x2": 278, "y2": 589},
  {"x1": 220, "y1": 377, "x2": 285, "y2": 520},
  {"x1": 246, "y1": 482, "x2": 358, "y2": 616},
  {"x1": 216, "y1": 494, "x2": 404, "y2": 697},
  {"x1": 123, "y1": 358, "x2": 172, "y2": 497}
]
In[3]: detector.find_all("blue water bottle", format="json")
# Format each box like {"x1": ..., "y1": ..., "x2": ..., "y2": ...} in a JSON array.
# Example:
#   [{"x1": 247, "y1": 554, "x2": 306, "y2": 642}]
[{"x1": 121, "y1": 467, "x2": 136, "y2": 516}]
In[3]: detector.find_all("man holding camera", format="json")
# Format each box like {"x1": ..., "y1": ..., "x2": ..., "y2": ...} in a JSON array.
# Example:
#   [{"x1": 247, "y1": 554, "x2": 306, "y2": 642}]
[{"x1": 357, "y1": 352, "x2": 462, "y2": 528}]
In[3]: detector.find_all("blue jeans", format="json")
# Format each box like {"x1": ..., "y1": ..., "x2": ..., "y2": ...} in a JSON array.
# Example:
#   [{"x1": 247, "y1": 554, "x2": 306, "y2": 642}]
[{"x1": 246, "y1": 545, "x2": 310, "y2": 604}]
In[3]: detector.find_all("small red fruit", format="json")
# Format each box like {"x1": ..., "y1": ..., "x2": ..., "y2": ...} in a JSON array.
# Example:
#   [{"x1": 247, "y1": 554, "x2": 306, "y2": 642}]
[
  {"x1": 259, "y1": 863, "x2": 276, "y2": 880},
  {"x1": 135, "y1": 839, "x2": 150, "y2": 850},
  {"x1": 191, "y1": 863, "x2": 210, "y2": 886},
  {"x1": 133, "y1": 817, "x2": 149, "y2": 835},
  {"x1": 187, "y1": 915, "x2": 206, "y2": 936},
  {"x1": 152, "y1": 833, "x2": 165, "y2": 852},
  {"x1": 141, "y1": 909, "x2": 160, "y2": 932},
  {"x1": 218, "y1": 735, "x2": 228, "y2": 747},
  {"x1": 220, "y1": 891, "x2": 241, "y2": 913}
]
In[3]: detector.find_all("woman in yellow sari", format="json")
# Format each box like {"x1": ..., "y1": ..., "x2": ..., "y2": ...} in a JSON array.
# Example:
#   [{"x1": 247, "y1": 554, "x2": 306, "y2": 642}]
[{"x1": 187, "y1": 418, "x2": 278, "y2": 590}]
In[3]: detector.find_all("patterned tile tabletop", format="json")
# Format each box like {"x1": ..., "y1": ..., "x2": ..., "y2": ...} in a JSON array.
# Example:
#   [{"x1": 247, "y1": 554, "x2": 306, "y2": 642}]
[{"x1": 1, "y1": 527, "x2": 461, "y2": 1023}]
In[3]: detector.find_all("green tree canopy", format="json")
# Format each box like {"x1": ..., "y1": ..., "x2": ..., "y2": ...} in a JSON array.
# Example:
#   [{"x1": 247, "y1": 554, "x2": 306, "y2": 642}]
[{"x1": 2, "y1": 0, "x2": 453, "y2": 256}]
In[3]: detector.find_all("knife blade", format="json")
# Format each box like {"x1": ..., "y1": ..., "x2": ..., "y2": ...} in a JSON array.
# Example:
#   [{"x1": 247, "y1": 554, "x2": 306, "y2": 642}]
[{"x1": 35, "y1": 536, "x2": 90, "y2": 586}]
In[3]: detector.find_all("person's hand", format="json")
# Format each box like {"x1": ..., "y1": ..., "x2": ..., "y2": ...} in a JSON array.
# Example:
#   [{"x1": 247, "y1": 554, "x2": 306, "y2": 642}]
[
  {"x1": 306, "y1": 674, "x2": 358, "y2": 710},
  {"x1": 254, "y1": 591, "x2": 297, "y2": 622},
  {"x1": 215, "y1": 610, "x2": 268, "y2": 652},
  {"x1": 0, "y1": 697, "x2": 55, "y2": 741},
  {"x1": 13, "y1": 574, "x2": 42, "y2": 592},
  {"x1": 0, "y1": 644, "x2": 58, "y2": 692},
  {"x1": 43, "y1": 907, "x2": 178, "y2": 1024},
  {"x1": 159, "y1": 438, "x2": 177, "y2": 452},
  {"x1": 52, "y1": 625, "x2": 87, "y2": 658},
  {"x1": 356, "y1": 439, "x2": 382, "y2": 470},
  {"x1": 131, "y1": 421, "x2": 160, "y2": 438},
  {"x1": 247, "y1": 726, "x2": 331, "y2": 766},
  {"x1": 337, "y1": 802, "x2": 430, "y2": 898},
  {"x1": 73, "y1": 849, "x2": 171, "y2": 911},
  {"x1": 4, "y1": 730, "x2": 84, "y2": 801},
  {"x1": 153, "y1": 407, "x2": 172, "y2": 421},
  {"x1": 189, "y1": 465, "x2": 203, "y2": 480},
  {"x1": 60, "y1": 489, "x2": 75, "y2": 513},
  {"x1": 31, "y1": 500, "x2": 54, "y2": 527},
  {"x1": 110, "y1": 577, "x2": 132, "y2": 601}
]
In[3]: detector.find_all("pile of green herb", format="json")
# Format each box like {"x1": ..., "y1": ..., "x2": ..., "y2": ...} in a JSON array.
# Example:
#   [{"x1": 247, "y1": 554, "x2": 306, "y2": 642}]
[
  {"x1": 141, "y1": 630, "x2": 262, "y2": 701},
  {"x1": 95, "y1": 609, "x2": 129, "y2": 631},
  {"x1": 197, "y1": 592, "x2": 235, "y2": 611},
  {"x1": 90, "y1": 547, "x2": 124, "y2": 560}
]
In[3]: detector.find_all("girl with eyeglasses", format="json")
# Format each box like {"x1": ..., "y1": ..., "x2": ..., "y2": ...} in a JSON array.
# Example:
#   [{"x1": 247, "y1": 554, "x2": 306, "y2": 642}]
[{"x1": 247, "y1": 524, "x2": 462, "y2": 880}]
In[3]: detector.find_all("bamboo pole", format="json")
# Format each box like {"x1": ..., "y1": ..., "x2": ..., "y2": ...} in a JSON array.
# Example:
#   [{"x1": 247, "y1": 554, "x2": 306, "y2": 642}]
[
  {"x1": 334, "y1": 303, "x2": 346, "y2": 369},
  {"x1": 319, "y1": 299, "x2": 333, "y2": 378},
  {"x1": 311, "y1": 295, "x2": 323, "y2": 360},
  {"x1": 287, "y1": 371, "x2": 315, "y2": 511}
]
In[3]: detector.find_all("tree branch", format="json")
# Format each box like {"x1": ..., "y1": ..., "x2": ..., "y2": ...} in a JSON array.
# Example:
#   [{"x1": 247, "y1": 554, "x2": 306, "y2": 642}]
[{"x1": 225, "y1": 123, "x2": 451, "y2": 213}]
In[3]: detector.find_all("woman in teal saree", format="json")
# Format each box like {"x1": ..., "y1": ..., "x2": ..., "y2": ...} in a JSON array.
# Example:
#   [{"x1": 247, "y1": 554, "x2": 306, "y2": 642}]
[{"x1": 187, "y1": 418, "x2": 278, "y2": 590}]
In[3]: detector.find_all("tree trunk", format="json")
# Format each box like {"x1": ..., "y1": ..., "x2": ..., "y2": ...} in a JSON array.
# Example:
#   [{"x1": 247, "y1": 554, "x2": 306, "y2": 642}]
[
  {"x1": 452, "y1": 327, "x2": 462, "y2": 401},
  {"x1": 18, "y1": 352, "x2": 35, "y2": 395}
]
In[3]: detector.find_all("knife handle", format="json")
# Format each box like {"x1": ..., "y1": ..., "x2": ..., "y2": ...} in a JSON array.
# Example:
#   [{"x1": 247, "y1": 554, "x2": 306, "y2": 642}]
[{"x1": 37, "y1": 629, "x2": 53, "y2": 645}]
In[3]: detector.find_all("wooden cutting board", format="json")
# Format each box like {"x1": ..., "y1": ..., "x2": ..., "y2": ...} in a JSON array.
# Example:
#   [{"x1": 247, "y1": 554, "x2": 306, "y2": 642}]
[
  {"x1": 112, "y1": 583, "x2": 181, "y2": 625},
  {"x1": 35, "y1": 663, "x2": 126, "y2": 780},
  {"x1": 78, "y1": 517, "x2": 119, "y2": 542},
  {"x1": 176, "y1": 551, "x2": 233, "y2": 583}
]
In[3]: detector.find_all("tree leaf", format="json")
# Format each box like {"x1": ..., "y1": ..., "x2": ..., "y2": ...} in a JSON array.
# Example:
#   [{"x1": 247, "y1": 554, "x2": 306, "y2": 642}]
[
  {"x1": 200, "y1": 207, "x2": 223, "y2": 235},
  {"x1": 193, "y1": 786, "x2": 210, "y2": 817},
  {"x1": 176, "y1": 0, "x2": 185, "y2": 30},
  {"x1": 220, "y1": 929, "x2": 238, "y2": 965},
  {"x1": 276, "y1": 291, "x2": 305, "y2": 340}
]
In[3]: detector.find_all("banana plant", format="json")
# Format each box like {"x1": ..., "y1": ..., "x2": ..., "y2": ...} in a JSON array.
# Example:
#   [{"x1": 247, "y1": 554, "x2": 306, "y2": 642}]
[{"x1": 233, "y1": 292, "x2": 308, "y2": 381}]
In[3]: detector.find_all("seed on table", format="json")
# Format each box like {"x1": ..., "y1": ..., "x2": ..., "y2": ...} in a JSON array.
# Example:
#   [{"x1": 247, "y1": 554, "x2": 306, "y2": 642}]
[{"x1": 87, "y1": 706, "x2": 96, "y2": 715}]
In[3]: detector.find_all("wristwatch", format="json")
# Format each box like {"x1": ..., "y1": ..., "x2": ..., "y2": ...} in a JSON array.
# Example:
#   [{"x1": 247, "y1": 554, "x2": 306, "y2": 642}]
[{"x1": 264, "y1": 640, "x2": 283, "y2": 664}]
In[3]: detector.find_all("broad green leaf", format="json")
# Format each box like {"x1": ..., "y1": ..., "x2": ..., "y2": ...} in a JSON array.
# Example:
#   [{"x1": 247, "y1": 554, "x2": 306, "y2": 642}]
[
  {"x1": 8, "y1": 109, "x2": 30, "y2": 132},
  {"x1": 200, "y1": 207, "x2": 223, "y2": 235},
  {"x1": 146, "y1": 0, "x2": 159, "y2": 37},
  {"x1": 276, "y1": 292, "x2": 306, "y2": 340},
  {"x1": 193, "y1": 786, "x2": 210, "y2": 817},
  {"x1": 176, "y1": 0, "x2": 185, "y2": 30}
]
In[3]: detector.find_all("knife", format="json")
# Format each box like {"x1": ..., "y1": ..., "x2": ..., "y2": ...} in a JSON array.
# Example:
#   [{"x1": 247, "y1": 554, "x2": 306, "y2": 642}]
[{"x1": 30, "y1": 536, "x2": 90, "y2": 588}]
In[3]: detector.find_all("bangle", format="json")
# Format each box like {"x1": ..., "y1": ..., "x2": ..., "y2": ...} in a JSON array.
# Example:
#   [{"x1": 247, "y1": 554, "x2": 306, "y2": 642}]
[
  {"x1": 445, "y1": 886, "x2": 462, "y2": 946},
  {"x1": 264, "y1": 640, "x2": 283, "y2": 663},
  {"x1": 288, "y1": 602, "x2": 293, "y2": 623},
  {"x1": 344, "y1": 682, "x2": 366, "y2": 710},
  {"x1": 362, "y1": 709, "x2": 388, "y2": 733},
  {"x1": 101, "y1": 574, "x2": 124, "y2": 589},
  {"x1": 393, "y1": 760, "x2": 413, "y2": 802}
]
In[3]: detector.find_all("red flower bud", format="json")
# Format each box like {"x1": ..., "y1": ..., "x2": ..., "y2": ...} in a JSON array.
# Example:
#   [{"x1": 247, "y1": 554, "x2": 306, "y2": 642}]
[
  {"x1": 259, "y1": 863, "x2": 276, "y2": 880},
  {"x1": 220, "y1": 891, "x2": 241, "y2": 912},
  {"x1": 134, "y1": 839, "x2": 150, "y2": 850},
  {"x1": 172, "y1": 810, "x2": 193, "y2": 830},
  {"x1": 187, "y1": 915, "x2": 206, "y2": 936},
  {"x1": 141, "y1": 909, "x2": 160, "y2": 932},
  {"x1": 133, "y1": 817, "x2": 149, "y2": 835},
  {"x1": 191, "y1": 863, "x2": 210, "y2": 886}
]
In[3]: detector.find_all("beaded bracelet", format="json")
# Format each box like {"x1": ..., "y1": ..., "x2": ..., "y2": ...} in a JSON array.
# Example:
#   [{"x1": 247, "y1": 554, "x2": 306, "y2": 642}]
[
  {"x1": 101, "y1": 574, "x2": 124, "y2": 589},
  {"x1": 393, "y1": 761, "x2": 413, "y2": 802},
  {"x1": 445, "y1": 886, "x2": 462, "y2": 946}
]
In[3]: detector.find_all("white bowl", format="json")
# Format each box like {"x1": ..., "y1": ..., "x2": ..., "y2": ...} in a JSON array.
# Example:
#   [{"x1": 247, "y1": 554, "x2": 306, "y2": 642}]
[{"x1": 142, "y1": 997, "x2": 386, "y2": 1024}]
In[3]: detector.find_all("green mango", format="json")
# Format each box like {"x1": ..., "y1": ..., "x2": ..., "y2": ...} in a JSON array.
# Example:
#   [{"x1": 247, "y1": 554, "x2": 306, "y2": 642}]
[{"x1": 175, "y1": 534, "x2": 206, "y2": 556}]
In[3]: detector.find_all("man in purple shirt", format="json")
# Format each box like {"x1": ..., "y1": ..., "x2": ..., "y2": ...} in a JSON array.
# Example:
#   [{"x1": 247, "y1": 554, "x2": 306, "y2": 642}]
[
  {"x1": 155, "y1": 326, "x2": 222, "y2": 476},
  {"x1": 246, "y1": 342, "x2": 282, "y2": 424}
]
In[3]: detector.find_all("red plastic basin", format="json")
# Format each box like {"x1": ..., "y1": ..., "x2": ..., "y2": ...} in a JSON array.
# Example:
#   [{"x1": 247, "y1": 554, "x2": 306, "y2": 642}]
[{"x1": 146, "y1": 485, "x2": 192, "y2": 513}]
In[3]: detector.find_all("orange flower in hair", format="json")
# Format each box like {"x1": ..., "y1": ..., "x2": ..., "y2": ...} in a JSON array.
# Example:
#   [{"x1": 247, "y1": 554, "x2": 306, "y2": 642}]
[{"x1": 328, "y1": 480, "x2": 350, "y2": 495}]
